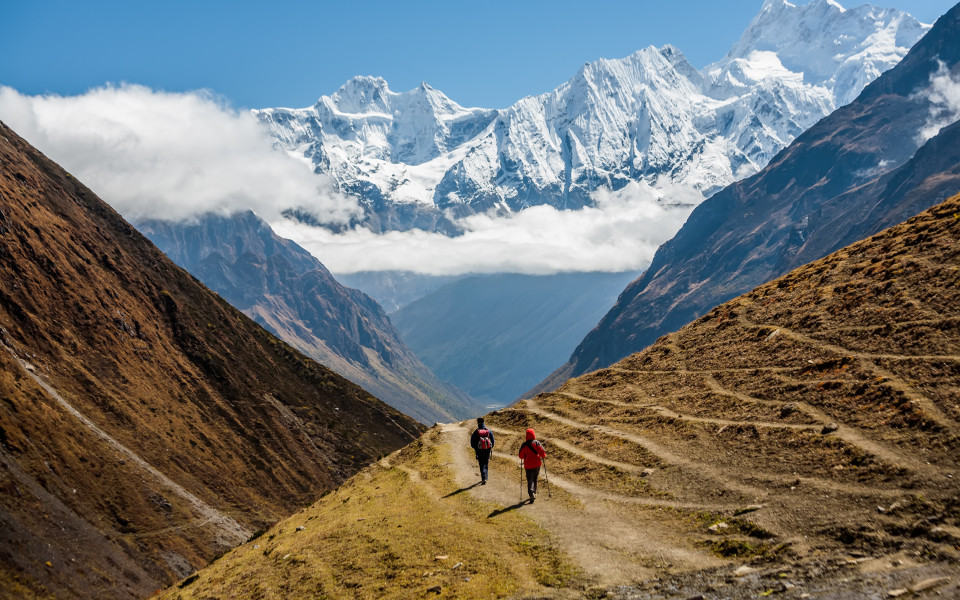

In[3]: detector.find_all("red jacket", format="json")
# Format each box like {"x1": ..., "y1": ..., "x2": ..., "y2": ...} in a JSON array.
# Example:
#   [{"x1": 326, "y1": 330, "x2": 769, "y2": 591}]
[{"x1": 518, "y1": 429, "x2": 546, "y2": 468}]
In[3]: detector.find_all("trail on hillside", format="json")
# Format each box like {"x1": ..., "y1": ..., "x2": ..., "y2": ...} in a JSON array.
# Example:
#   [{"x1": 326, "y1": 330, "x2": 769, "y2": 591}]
[
  {"x1": 436, "y1": 422, "x2": 725, "y2": 587},
  {"x1": 2, "y1": 342, "x2": 250, "y2": 546}
]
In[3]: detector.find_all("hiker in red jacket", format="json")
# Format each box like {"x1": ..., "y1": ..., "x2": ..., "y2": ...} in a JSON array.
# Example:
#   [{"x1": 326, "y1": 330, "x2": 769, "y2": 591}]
[{"x1": 518, "y1": 428, "x2": 546, "y2": 503}]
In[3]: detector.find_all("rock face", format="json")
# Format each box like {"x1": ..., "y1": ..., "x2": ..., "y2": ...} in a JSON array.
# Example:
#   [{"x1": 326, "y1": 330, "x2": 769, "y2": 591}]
[
  {"x1": 0, "y1": 122, "x2": 423, "y2": 599},
  {"x1": 537, "y1": 4, "x2": 960, "y2": 391},
  {"x1": 255, "y1": 0, "x2": 926, "y2": 232},
  {"x1": 138, "y1": 213, "x2": 480, "y2": 424}
]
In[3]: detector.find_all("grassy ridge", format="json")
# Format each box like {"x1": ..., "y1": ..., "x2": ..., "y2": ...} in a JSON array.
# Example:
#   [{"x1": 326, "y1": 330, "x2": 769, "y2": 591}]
[{"x1": 161, "y1": 427, "x2": 578, "y2": 600}]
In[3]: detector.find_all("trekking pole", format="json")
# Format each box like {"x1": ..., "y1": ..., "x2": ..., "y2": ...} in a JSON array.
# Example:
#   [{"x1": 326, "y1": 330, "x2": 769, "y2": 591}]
[{"x1": 519, "y1": 460, "x2": 524, "y2": 503}]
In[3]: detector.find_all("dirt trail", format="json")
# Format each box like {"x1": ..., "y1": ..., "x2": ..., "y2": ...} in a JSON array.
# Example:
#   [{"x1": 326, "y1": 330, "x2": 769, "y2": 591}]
[
  {"x1": 3, "y1": 343, "x2": 250, "y2": 546},
  {"x1": 523, "y1": 397, "x2": 767, "y2": 499},
  {"x1": 438, "y1": 422, "x2": 725, "y2": 587},
  {"x1": 736, "y1": 314, "x2": 960, "y2": 437},
  {"x1": 702, "y1": 371, "x2": 947, "y2": 476},
  {"x1": 553, "y1": 390, "x2": 820, "y2": 431}
]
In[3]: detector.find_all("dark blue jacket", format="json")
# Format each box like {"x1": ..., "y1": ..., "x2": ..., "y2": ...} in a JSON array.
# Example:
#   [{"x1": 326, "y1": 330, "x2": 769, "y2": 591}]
[{"x1": 470, "y1": 426, "x2": 495, "y2": 453}]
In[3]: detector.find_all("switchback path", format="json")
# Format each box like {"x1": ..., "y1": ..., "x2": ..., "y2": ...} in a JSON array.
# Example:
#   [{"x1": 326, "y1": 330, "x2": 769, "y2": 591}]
[{"x1": 437, "y1": 422, "x2": 726, "y2": 586}]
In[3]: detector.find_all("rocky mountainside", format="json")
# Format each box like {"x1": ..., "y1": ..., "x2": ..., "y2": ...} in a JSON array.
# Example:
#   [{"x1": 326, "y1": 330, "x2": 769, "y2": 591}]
[
  {"x1": 537, "y1": 3, "x2": 960, "y2": 391},
  {"x1": 0, "y1": 122, "x2": 423, "y2": 600},
  {"x1": 255, "y1": 0, "x2": 927, "y2": 232},
  {"x1": 138, "y1": 213, "x2": 480, "y2": 424},
  {"x1": 390, "y1": 271, "x2": 639, "y2": 406},
  {"x1": 157, "y1": 193, "x2": 960, "y2": 599}
]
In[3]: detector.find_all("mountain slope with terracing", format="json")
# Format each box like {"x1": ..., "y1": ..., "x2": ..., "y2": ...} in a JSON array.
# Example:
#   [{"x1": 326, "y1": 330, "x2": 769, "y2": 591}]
[{"x1": 159, "y1": 195, "x2": 960, "y2": 598}]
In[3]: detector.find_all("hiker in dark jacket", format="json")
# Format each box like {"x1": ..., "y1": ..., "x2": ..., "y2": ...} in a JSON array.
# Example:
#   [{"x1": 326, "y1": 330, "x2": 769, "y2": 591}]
[
  {"x1": 518, "y1": 428, "x2": 546, "y2": 502},
  {"x1": 470, "y1": 417, "x2": 495, "y2": 484}
]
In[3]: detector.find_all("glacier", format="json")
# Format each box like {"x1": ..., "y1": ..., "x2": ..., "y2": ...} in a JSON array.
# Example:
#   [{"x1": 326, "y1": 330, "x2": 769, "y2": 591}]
[{"x1": 255, "y1": 0, "x2": 929, "y2": 236}]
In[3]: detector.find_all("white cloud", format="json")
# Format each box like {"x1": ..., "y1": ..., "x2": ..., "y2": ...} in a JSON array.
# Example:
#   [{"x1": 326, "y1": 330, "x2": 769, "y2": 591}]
[
  {"x1": 918, "y1": 64, "x2": 960, "y2": 143},
  {"x1": 0, "y1": 84, "x2": 696, "y2": 276},
  {"x1": 0, "y1": 84, "x2": 359, "y2": 223},
  {"x1": 272, "y1": 181, "x2": 695, "y2": 276}
]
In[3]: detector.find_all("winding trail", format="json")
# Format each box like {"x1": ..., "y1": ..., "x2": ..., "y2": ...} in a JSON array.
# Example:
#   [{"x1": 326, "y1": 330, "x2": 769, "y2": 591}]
[
  {"x1": 2, "y1": 342, "x2": 250, "y2": 546},
  {"x1": 523, "y1": 397, "x2": 767, "y2": 499},
  {"x1": 438, "y1": 422, "x2": 725, "y2": 585}
]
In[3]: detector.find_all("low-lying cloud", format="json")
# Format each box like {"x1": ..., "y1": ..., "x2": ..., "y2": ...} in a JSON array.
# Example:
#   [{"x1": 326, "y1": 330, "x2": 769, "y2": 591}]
[
  {"x1": 918, "y1": 64, "x2": 960, "y2": 143},
  {"x1": 273, "y1": 182, "x2": 694, "y2": 275},
  {"x1": 0, "y1": 84, "x2": 358, "y2": 223},
  {"x1": 0, "y1": 84, "x2": 695, "y2": 275}
]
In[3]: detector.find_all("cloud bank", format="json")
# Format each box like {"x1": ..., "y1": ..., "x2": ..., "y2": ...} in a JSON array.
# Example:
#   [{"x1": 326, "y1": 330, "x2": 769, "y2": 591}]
[
  {"x1": 273, "y1": 182, "x2": 694, "y2": 275},
  {"x1": 0, "y1": 84, "x2": 694, "y2": 275},
  {"x1": 918, "y1": 64, "x2": 960, "y2": 142},
  {"x1": 0, "y1": 84, "x2": 358, "y2": 223}
]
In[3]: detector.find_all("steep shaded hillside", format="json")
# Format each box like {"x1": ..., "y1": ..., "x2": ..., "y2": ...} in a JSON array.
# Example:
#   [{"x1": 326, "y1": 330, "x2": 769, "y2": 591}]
[
  {"x1": 540, "y1": 3, "x2": 960, "y2": 390},
  {"x1": 391, "y1": 272, "x2": 639, "y2": 406},
  {"x1": 0, "y1": 122, "x2": 422, "y2": 600},
  {"x1": 138, "y1": 213, "x2": 480, "y2": 424},
  {"x1": 159, "y1": 195, "x2": 960, "y2": 598}
]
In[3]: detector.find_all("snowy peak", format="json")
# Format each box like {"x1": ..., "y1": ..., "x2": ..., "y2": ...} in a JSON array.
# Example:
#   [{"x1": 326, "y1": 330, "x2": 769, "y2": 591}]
[
  {"x1": 326, "y1": 75, "x2": 393, "y2": 114},
  {"x1": 722, "y1": 0, "x2": 928, "y2": 103},
  {"x1": 257, "y1": 0, "x2": 933, "y2": 232},
  {"x1": 322, "y1": 75, "x2": 480, "y2": 121}
]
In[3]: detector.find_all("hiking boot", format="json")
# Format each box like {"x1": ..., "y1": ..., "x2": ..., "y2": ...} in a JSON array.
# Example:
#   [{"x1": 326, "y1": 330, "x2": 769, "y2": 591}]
[{"x1": 481, "y1": 479, "x2": 486, "y2": 485}]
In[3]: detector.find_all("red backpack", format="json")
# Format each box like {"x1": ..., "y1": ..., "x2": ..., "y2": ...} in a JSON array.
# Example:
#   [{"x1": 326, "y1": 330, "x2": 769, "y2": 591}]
[{"x1": 477, "y1": 428, "x2": 493, "y2": 450}]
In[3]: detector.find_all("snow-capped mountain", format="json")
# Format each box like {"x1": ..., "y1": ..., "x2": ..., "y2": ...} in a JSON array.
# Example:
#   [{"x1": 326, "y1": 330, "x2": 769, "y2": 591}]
[{"x1": 255, "y1": 0, "x2": 928, "y2": 232}]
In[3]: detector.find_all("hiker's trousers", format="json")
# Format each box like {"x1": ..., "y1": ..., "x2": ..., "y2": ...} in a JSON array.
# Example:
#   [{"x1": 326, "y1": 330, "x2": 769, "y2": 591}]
[
  {"x1": 525, "y1": 467, "x2": 540, "y2": 496},
  {"x1": 476, "y1": 449, "x2": 491, "y2": 482}
]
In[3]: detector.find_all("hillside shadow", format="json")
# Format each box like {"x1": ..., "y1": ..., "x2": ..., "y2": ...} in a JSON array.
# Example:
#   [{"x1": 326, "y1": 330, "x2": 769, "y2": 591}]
[
  {"x1": 442, "y1": 482, "x2": 481, "y2": 498},
  {"x1": 488, "y1": 501, "x2": 527, "y2": 518}
]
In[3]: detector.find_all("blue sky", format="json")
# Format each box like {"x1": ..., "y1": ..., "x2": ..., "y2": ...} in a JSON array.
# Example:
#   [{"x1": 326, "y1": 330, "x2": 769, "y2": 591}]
[{"x1": 2, "y1": 0, "x2": 956, "y2": 110}]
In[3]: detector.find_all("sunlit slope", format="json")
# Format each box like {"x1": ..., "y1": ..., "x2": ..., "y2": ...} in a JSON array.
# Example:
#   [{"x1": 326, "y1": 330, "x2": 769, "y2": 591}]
[{"x1": 161, "y1": 195, "x2": 960, "y2": 599}]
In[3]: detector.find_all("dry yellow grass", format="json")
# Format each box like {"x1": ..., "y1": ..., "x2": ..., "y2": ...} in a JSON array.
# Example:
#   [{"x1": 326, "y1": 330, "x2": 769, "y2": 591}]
[{"x1": 160, "y1": 427, "x2": 578, "y2": 600}]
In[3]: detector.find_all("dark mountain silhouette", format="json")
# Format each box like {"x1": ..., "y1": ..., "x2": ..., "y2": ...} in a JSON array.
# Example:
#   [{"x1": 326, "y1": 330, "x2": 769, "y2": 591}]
[
  {"x1": 0, "y1": 122, "x2": 423, "y2": 599},
  {"x1": 535, "y1": 4, "x2": 960, "y2": 393},
  {"x1": 138, "y1": 213, "x2": 480, "y2": 424}
]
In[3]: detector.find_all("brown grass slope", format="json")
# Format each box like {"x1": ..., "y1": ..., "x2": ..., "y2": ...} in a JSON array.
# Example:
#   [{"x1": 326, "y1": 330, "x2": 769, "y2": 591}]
[
  {"x1": 0, "y1": 121, "x2": 424, "y2": 599},
  {"x1": 164, "y1": 195, "x2": 960, "y2": 599}
]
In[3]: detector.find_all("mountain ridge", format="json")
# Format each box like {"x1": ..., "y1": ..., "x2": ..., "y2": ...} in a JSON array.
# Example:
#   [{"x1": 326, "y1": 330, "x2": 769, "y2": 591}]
[
  {"x1": 156, "y1": 191, "x2": 960, "y2": 600},
  {"x1": 255, "y1": 0, "x2": 927, "y2": 233},
  {"x1": 0, "y1": 121, "x2": 423, "y2": 599},
  {"x1": 535, "y1": 2, "x2": 960, "y2": 392},
  {"x1": 138, "y1": 212, "x2": 481, "y2": 424}
]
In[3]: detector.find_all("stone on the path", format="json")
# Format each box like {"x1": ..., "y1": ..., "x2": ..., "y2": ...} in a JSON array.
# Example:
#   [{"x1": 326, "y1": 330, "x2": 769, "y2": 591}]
[
  {"x1": 821, "y1": 422, "x2": 839, "y2": 434},
  {"x1": 909, "y1": 577, "x2": 951, "y2": 593}
]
